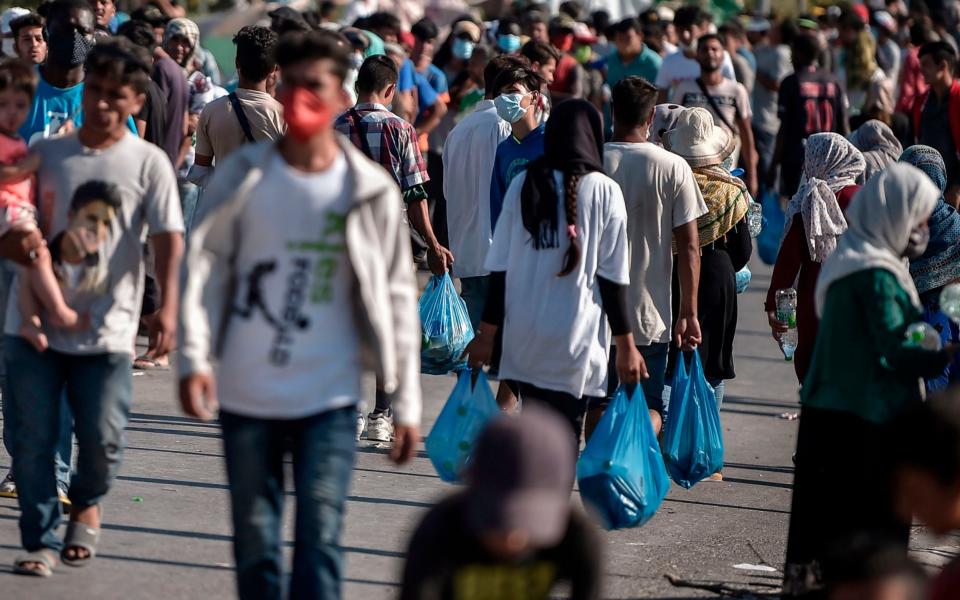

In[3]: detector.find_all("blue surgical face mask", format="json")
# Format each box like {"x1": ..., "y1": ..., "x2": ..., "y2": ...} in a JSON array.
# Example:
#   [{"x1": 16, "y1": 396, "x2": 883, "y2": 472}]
[
  {"x1": 495, "y1": 92, "x2": 530, "y2": 123},
  {"x1": 497, "y1": 34, "x2": 522, "y2": 53},
  {"x1": 452, "y1": 38, "x2": 475, "y2": 60}
]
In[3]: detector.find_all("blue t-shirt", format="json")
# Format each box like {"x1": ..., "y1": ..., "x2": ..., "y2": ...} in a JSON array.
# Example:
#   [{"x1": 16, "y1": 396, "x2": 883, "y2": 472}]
[
  {"x1": 20, "y1": 77, "x2": 138, "y2": 146},
  {"x1": 414, "y1": 71, "x2": 441, "y2": 119},
  {"x1": 605, "y1": 44, "x2": 662, "y2": 88},
  {"x1": 398, "y1": 59, "x2": 416, "y2": 93},
  {"x1": 489, "y1": 124, "x2": 546, "y2": 229}
]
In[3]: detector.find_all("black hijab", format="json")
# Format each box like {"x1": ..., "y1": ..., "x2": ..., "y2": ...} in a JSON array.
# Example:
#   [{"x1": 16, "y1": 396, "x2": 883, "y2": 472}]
[{"x1": 520, "y1": 99, "x2": 606, "y2": 251}]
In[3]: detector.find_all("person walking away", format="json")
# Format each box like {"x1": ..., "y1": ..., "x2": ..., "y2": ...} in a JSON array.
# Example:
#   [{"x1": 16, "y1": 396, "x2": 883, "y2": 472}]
[
  {"x1": 912, "y1": 41, "x2": 960, "y2": 207},
  {"x1": 671, "y1": 34, "x2": 758, "y2": 199},
  {"x1": 400, "y1": 406, "x2": 602, "y2": 600},
  {"x1": 765, "y1": 133, "x2": 865, "y2": 383},
  {"x1": 7, "y1": 38, "x2": 184, "y2": 576},
  {"x1": 750, "y1": 19, "x2": 794, "y2": 194},
  {"x1": 178, "y1": 31, "x2": 421, "y2": 600},
  {"x1": 189, "y1": 26, "x2": 283, "y2": 191},
  {"x1": 597, "y1": 76, "x2": 705, "y2": 437},
  {"x1": 718, "y1": 20, "x2": 755, "y2": 96},
  {"x1": 655, "y1": 6, "x2": 736, "y2": 103},
  {"x1": 662, "y1": 107, "x2": 752, "y2": 433},
  {"x1": 770, "y1": 33, "x2": 849, "y2": 198},
  {"x1": 902, "y1": 145, "x2": 960, "y2": 392},
  {"x1": 782, "y1": 163, "x2": 950, "y2": 597},
  {"x1": 466, "y1": 99, "x2": 644, "y2": 446},
  {"x1": 847, "y1": 119, "x2": 902, "y2": 182}
]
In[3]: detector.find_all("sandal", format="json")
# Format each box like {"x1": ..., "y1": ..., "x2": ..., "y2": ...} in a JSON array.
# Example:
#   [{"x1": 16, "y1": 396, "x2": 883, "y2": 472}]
[
  {"x1": 133, "y1": 355, "x2": 169, "y2": 371},
  {"x1": 13, "y1": 549, "x2": 58, "y2": 577},
  {"x1": 61, "y1": 507, "x2": 102, "y2": 568}
]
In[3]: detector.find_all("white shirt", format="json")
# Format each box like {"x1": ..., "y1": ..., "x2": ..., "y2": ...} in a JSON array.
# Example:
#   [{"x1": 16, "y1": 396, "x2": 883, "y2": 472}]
[
  {"x1": 485, "y1": 171, "x2": 629, "y2": 398},
  {"x1": 215, "y1": 151, "x2": 362, "y2": 418},
  {"x1": 604, "y1": 142, "x2": 707, "y2": 346},
  {"x1": 655, "y1": 49, "x2": 737, "y2": 94},
  {"x1": 442, "y1": 99, "x2": 512, "y2": 278}
]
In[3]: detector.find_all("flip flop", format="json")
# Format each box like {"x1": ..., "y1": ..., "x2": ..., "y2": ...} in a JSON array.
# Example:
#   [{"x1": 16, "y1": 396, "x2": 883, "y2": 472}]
[
  {"x1": 13, "y1": 549, "x2": 58, "y2": 577},
  {"x1": 133, "y1": 355, "x2": 169, "y2": 371},
  {"x1": 61, "y1": 507, "x2": 102, "y2": 568}
]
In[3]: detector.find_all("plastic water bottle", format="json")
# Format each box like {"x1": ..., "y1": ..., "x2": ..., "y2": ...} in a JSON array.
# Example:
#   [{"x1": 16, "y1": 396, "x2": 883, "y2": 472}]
[
  {"x1": 775, "y1": 288, "x2": 798, "y2": 361},
  {"x1": 747, "y1": 201, "x2": 763, "y2": 238},
  {"x1": 905, "y1": 322, "x2": 942, "y2": 350},
  {"x1": 941, "y1": 283, "x2": 960, "y2": 323}
]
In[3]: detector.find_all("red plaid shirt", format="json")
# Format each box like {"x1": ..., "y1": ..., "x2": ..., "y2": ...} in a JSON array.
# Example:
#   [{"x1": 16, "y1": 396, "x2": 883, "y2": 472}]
[{"x1": 335, "y1": 103, "x2": 430, "y2": 192}]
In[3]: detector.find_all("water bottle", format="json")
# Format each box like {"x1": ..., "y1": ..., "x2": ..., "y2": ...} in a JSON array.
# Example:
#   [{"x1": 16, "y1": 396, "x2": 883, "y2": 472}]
[
  {"x1": 775, "y1": 288, "x2": 798, "y2": 361},
  {"x1": 905, "y1": 322, "x2": 942, "y2": 350},
  {"x1": 747, "y1": 201, "x2": 763, "y2": 238},
  {"x1": 941, "y1": 283, "x2": 960, "y2": 323}
]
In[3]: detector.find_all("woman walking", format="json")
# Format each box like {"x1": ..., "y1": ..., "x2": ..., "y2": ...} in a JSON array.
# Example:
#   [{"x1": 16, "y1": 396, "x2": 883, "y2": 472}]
[{"x1": 765, "y1": 133, "x2": 866, "y2": 383}]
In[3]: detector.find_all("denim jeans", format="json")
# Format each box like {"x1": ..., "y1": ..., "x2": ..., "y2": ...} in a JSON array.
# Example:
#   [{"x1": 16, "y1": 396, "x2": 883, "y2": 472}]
[
  {"x1": 220, "y1": 405, "x2": 357, "y2": 600},
  {"x1": 179, "y1": 180, "x2": 200, "y2": 236},
  {"x1": 600, "y1": 342, "x2": 670, "y2": 415},
  {"x1": 4, "y1": 336, "x2": 131, "y2": 551}
]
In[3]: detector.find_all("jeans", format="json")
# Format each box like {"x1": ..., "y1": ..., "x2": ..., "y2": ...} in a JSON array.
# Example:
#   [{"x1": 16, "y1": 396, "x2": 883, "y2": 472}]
[
  {"x1": 4, "y1": 336, "x2": 131, "y2": 551},
  {"x1": 179, "y1": 180, "x2": 200, "y2": 236},
  {"x1": 599, "y1": 342, "x2": 670, "y2": 415},
  {"x1": 221, "y1": 406, "x2": 357, "y2": 600}
]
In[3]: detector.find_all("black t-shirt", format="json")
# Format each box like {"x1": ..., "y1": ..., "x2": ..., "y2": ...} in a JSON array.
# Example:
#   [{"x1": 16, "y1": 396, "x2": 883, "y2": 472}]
[
  {"x1": 400, "y1": 493, "x2": 602, "y2": 600},
  {"x1": 138, "y1": 79, "x2": 168, "y2": 154}
]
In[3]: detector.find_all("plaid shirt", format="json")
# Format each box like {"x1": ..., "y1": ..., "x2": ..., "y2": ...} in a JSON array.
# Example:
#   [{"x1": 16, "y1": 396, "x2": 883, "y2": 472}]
[{"x1": 334, "y1": 103, "x2": 430, "y2": 192}]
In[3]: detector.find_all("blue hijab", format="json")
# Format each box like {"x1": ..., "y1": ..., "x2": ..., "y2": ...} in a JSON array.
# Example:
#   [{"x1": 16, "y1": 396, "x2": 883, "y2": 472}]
[{"x1": 903, "y1": 145, "x2": 960, "y2": 295}]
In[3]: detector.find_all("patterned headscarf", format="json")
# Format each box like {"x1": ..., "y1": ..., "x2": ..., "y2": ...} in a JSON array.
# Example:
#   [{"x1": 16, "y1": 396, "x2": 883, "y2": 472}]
[
  {"x1": 164, "y1": 18, "x2": 200, "y2": 69},
  {"x1": 848, "y1": 120, "x2": 902, "y2": 183},
  {"x1": 685, "y1": 164, "x2": 749, "y2": 248},
  {"x1": 902, "y1": 145, "x2": 960, "y2": 295},
  {"x1": 785, "y1": 133, "x2": 866, "y2": 263}
]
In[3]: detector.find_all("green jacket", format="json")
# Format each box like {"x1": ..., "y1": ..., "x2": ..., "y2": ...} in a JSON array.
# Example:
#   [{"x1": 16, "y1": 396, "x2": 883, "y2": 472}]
[{"x1": 801, "y1": 268, "x2": 950, "y2": 424}]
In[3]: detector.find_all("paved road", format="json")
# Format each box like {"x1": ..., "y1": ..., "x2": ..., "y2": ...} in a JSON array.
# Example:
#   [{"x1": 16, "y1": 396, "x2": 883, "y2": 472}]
[{"x1": 0, "y1": 259, "x2": 954, "y2": 599}]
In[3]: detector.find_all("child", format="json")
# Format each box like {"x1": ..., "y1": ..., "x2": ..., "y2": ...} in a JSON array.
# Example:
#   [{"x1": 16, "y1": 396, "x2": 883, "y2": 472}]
[{"x1": 0, "y1": 58, "x2": 82, "y2": 352}]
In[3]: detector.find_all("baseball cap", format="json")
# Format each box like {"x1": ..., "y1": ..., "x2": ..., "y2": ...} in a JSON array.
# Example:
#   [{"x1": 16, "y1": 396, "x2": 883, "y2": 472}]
[
  {"x1": 1, "y1": 7, "x2": 30, "y2": 35},
  {"x1": 464, "y1": 406, "x2": 575, "y2": 547},
  {"x1": 452, "y1": 20, "x2": 481, "y2": 43},
  {"x1": 572, "y1": 22, "x2": 597, "y2": 44},
  {"x1": 874, "y1": 10, "x2": 897, "y2": 33}
]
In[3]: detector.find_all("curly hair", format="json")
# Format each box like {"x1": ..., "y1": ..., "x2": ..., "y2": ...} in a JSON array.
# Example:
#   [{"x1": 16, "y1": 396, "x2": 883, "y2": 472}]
[{"x1": 234, "y1": 26, "x2": 278, "y2": 82}]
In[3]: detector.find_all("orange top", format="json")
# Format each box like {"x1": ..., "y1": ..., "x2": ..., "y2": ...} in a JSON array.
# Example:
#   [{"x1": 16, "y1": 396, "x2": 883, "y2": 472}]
[{"x1": 0, "y1": 133, "x2": 33, "y2": 209}]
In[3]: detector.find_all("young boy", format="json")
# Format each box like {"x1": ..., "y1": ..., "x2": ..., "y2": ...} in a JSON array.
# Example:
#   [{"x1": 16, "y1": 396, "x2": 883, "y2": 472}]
[{"x1": 0, "y1": 58, "x2": 84, "y2": 353}]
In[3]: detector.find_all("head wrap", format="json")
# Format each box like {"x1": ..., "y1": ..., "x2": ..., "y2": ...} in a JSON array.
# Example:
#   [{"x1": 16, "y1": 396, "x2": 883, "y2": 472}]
[
  {"x1": 901, "y1": 145, "x2": 960, "y2": 295},
  {"x1": 164, "y1": 18, "x2": 200, "y2": 68},
  {"x1": 520, "y1": 99, "x2": 604, "y2": 250},
  {"x1": 815, "y1": 163, "x2": 940, "y2": 315},
  {"x1": 847, "y1": 120, "x2": 902, "y2": 183},
  {"x1": 785, "y1": 133, "x2": 866, "y2": 262}
]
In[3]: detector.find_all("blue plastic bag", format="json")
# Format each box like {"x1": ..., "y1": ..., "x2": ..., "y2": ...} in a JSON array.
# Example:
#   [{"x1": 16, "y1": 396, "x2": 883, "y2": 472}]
[
  {"x1": 661, "y1": 351, "x2": 725, "y2": 489},
  {"x1": 757, "y1": 189, "x2": 785, "y2": 265},
  {"x1": 577, "y1": 385, "x2": 670, "y2": 529},
  {"x1": 419, "y1": 273, "x2": 474, "y2": 375},
  {"x1": 425, "y1": 369, "x2": 500, "y2": 482},
  {"x1": 735, "y1": 266, "x2": 752, "y2": 294}
]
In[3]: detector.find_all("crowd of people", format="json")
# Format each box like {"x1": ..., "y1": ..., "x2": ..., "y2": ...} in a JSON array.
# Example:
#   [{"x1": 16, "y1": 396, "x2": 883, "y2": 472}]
[{"x1": 1, "y1": 0, "x2": 960, "y2": 598}]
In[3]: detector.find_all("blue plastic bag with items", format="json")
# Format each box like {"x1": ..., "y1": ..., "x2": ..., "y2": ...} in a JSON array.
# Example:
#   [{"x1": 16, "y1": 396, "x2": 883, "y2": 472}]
[
  {"x1": 757, "y1": 189, "x2": 785, "y2": 265},
  {"x1": 735, "y1": 266, "x2": 752, "y2": 294},
  {"x1": 662, "y1": 350, "x2": 725, "y2": 489},
  {"x1": 577, "y1": 385, "x2": 670, "y2": 529},
  {"x1": 419, "y1": 273, "x2": 474, "y2": 375},
  {"x1": 425, "y1": 369, "x2": 501, "y2": 482}
]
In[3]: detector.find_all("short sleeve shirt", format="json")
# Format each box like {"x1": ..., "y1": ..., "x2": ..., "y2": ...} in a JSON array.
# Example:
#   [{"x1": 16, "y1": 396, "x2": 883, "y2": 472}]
[
  {"x1": 671, "y1": 78, "x2": 752, "y2": 139},
  {"x1": 4, "y1": 132, "x2": 184, "y2": 355},
  {"x1": 195, "y1": 88, "x2": 285, "y2": 163},
  {"x1": 605, "y1": 45, "x2": 662, "y2": 88}
]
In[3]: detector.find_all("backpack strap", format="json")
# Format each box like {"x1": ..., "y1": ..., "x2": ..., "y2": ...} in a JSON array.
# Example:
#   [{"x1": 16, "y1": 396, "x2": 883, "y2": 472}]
[{"x1": 228, "y1": 92, "x2": 256, "y2": 143}]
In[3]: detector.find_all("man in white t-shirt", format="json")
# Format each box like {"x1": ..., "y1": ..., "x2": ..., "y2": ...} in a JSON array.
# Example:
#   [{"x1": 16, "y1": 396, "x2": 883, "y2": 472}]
[
  {"x1": 655, "y1": 6, "x2": 736, "y2": 103},
  {"x1": 599, "y1": 76, "x2": 707, "y2": 436},
  {"x1": 671, "y1": 34, "x2": 758, "y2": 198}
]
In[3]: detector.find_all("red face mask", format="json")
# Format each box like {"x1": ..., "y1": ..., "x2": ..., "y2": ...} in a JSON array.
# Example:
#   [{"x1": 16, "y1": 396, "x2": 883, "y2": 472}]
[{"x1": 278, "y1": 85, "x2": 332, "y2": 142}]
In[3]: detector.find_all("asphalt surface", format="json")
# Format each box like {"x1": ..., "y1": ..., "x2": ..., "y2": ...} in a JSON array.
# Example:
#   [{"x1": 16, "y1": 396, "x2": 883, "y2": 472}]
[{"x1": 0, "y1": 258, "x2": 956, "y2": 599}]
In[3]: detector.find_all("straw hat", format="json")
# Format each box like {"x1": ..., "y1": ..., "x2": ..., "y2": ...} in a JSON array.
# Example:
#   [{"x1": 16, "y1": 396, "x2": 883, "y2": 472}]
[{"x1": 662, "y1": 107, "x2": 736, "y2": 167}]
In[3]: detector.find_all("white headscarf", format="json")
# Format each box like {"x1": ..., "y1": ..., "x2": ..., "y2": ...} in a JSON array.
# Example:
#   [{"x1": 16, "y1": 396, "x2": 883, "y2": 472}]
[
  {"x1": 785, "y1": 133, "x2": 866, "y2": 263},
  {"x1": 847, "y1": 119, "x2": 903, "y2": 183},
  {"x1": 815, "y1": 163, "x2": 940, "y2": 316}
]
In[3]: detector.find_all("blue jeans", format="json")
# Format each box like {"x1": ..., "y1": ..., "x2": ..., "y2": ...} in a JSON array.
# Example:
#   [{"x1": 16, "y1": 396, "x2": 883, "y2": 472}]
[
  {"x1": 600, "y1": 342, "x2": 670, "y2": 415},
  {"x1": 220, "y1": 406, "x2": 357, "y2": 600},
  {"x1": 4, "y1": 336, "x2": 131, "y2": 551},
  {"x1": 179, "y1": 180, "x2": 200, "y2": 236}
]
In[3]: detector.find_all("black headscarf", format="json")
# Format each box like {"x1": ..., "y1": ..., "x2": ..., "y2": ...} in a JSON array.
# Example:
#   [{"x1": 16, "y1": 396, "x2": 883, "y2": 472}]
[{"x1": 520, "y1": 99, "x2": 606, "y2": 251}]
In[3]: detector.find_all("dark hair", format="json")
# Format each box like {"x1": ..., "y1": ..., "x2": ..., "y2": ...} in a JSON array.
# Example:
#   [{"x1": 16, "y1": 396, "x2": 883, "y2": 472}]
[
  {"x1": 356, "y1": 54, "x2": 398, "y2": 94},
  {"x1": 128, "y1": 4, "x2": 167, "y2": 28},
  {"x1": 71, "y1": 180, "x2": 123, "y2": 212},
  {"x1": 919, "y1": 41, "x2": 958, "y2": 71},
  {"x1": 521, "y1": 10, "x2": 546, "y2": 27},
  {"x1": 411, "y1": 17, "x2": 438, "y2": 41},
  {"x1": 696, "y1": 33, "x2": 722, "y2": 48},
  {"x1": 319, "y1": 1, "x2": 336, "y2": 18},
  {"x1": 41, "y1": 0, "x2": 94, "y2": 22},
  {"x1": 9, "y1": 13, "x2": 44, "y2": 40},
  {"x1": 780, "y1": 18, "x2": 800, "y2": 45},
  {"x1": 820, "y1": 535, "x2": 927, "y2": 598},
  {"x1": 673, "y1": 5, "x2": 703, "y2": 30},
  {"x1": 611, "y1": 16, "x2": 641, "y2": 36},
  {"x1": 559, "y1": 0, "x2": 582, "y2": 20},
  {"x1": 0, "y1": 58, "x2": 38, "y2": 99},
  {"x1": 117, "y1": 19, "x2": 157, "y2": 54},
  {"x1": 365, "y1": 11, "x2": 401, "y2": 38},
  {"x1": 590, "y1": 9, "x2": 610, "y2": 33},
  {"x1": 520, "y1": 39, "x2": 559, "y2": 66},
  {"x1": 275, "y1": 30, "x2": 352, "y2": 83},
  {"x1": 791, "y1": 33, "x2": 820, "y2": 67},
  {"x1": 612, "y1": 76, "x2": 657, "y2": 129},
  {"x1": 897, "y1": 392, "x2": 960, "y2": 486},
  {"x1": 717, "y1": 19, "x2": 745, "y2": 43},
  {"x1": 839, "y1": 11, "x2": 866, "y2": 32},
  {"x1": 491, "y1": 65, "x2": 544, "y2": 97},
  {"x1": 234, "y1": 26, "x2": 278, "y2": 82},
  {"x1": 910, "y1": 23, "x2": 936, "y2": 47},
  {"x1": 84, "y1": 38, "x2": 152, "y2": 94},
  {"x1": 483, "y1": 54, "x2": 530, "y2": 99}
]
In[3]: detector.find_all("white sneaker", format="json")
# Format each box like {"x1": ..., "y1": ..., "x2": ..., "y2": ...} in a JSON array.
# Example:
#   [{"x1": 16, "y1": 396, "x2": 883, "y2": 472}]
[
  {"x1": 0, "y1": 471, "x2": 15, "y2": 498},
  {"x1": 366, "y1": 412, "x2": 394, "y2": 442},
  {"x1": 355, "y1": 412, "x2": 366, "y2": 441}
]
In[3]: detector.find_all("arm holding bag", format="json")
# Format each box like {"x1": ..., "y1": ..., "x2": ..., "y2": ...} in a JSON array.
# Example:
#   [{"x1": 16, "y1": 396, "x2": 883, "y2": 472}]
[
  {"x1": 425, "y1": 369, "x2": 501, "y2": 482},
  {"x1": 419, "y1": 273, "x2": 475, "y2": 375},
  {"x1": 661, "y1": 350, "x2": 725, "y2": 489},
  {"x1": 577, "y1": 385, "x2": 670, "y2": 530}
]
